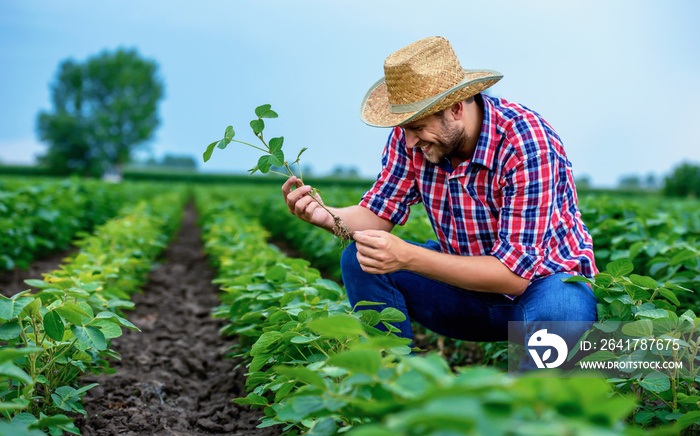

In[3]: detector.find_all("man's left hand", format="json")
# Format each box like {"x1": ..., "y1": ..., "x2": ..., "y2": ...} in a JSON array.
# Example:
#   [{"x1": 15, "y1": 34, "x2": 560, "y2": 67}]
[{"x1": 353, "y1": 230, "x2": 412, "y2": 275}]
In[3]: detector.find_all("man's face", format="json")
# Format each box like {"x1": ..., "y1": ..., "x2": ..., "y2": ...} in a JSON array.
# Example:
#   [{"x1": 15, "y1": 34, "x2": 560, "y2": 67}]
[{"x1": 403, "y1": 112, "x2": 468, "y2": 164}]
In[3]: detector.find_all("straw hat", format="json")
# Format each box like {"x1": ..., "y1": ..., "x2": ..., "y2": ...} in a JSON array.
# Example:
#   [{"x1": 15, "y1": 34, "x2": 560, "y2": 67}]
[{"x1": 360, "y1": 36, "x2": 503, "y2": 127}]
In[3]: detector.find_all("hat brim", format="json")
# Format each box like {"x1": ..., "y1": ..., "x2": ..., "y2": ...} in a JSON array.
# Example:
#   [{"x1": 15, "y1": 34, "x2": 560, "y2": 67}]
[{"x1": 360, "y1": 69, "x2": 503, "y2": 128}]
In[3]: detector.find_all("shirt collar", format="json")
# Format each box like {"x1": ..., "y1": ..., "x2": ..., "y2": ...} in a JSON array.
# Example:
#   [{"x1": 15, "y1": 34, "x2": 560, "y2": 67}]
[{"x1": 471, "y1": 94, "x2": 500, "y2": 171}]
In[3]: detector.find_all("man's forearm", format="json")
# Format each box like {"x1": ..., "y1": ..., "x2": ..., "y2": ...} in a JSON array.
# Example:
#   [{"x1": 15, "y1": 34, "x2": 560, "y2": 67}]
[{"x1": 404, "y1": 244, "x2": 530, "y2": 295}]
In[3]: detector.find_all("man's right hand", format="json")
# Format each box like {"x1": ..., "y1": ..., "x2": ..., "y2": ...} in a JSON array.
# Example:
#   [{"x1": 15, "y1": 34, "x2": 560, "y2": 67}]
[{"x1": 282, "y1": 176, "x2": 334, "y2": 229}]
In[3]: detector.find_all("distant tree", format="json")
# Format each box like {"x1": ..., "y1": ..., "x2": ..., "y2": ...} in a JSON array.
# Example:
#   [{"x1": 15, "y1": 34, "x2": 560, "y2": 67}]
[
  {"x1": 617, "y1": 174, "x2": 643, "y2": 191},
  {"x1": 663, "y1": 162, "x2": 700, "y2": 197},
  {"x1": 575, "y1": 174, "x2": 592, "y2": 190},
  {"x1": 161, "y1": 154, "x2": 197, "y2": 170},
  {"x1": 644, "y1": 173, "x2": 658, "y2": 191},
  {"x1": 37, "y1": 48, "x2": 164, "y2": 177},
  {"x1": 330, "y1": 165, "x2": 361, "y2": 179}
]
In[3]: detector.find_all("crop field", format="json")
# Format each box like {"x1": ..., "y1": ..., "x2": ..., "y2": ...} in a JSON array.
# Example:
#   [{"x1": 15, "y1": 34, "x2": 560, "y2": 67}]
[{"x1": 1, "y1": 176, "x2": 699, "y2": 435}]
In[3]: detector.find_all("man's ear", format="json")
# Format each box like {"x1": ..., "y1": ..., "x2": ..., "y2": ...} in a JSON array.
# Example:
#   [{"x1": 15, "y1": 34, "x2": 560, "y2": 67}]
[{"x1": 449, "y1": 101, "x2": 465, "y2": 121}]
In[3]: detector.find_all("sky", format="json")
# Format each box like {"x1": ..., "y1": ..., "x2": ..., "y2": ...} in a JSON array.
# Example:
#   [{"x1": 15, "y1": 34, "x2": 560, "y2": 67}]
[{"x1": 1, "y1": 0, "x2": 698, "y2": 187}]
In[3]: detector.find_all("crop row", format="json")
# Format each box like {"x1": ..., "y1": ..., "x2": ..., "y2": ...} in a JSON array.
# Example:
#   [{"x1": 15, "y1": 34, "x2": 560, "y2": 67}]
[
  {"x1": 195, "y1": 188, "x2": 650, "y2": 436},
  {"x1": 0, "y1": 190, "x2": 186, "y2": 435},
  {"x1": 201, "y1": 185, "x2": 700, "y2": 432},
  {"x1": 0, "y1": 178, "x2": 170, "y2": 272}
]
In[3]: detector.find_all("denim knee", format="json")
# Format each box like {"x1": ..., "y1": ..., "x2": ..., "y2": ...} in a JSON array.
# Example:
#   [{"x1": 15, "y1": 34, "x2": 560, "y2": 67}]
[{"x1": 519, "y1": 273, "x2": 598, "y2": 323}]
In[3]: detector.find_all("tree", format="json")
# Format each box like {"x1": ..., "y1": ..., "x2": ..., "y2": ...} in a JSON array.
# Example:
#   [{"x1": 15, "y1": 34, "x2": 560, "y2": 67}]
[
  {"x1": 617, "y1": 174, "x2": 643, "y2": 191},
  {"x1": 663, "y1": 162, "x2": 700, "y2": 197},
  {"x1": 37, "y1": 48, "x2": 164, "y2": 176}
]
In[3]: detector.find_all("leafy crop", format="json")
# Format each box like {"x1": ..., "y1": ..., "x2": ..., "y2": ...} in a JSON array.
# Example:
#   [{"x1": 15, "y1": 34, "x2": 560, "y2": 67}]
[
  {"x1": 0, "y1": 178, "x2": 143, "y2": 271},
  {"x1": 564, "y1": 259, "x2": 700, "y2": 432},
  {"x1": 195, "y1": 188, "x2": 644, "y2": 435},
  {"x1": 0, "y1": 191, "x2": 186, "y2": 434}
]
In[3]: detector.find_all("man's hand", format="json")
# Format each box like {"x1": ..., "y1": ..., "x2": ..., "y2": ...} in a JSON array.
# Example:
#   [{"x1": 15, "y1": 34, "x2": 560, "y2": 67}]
[
  {"x1": 282, "y1": 176, "x2": 334, "y2": 229},
  {"x1": 353, "y1": 230, "x2": 413, "y2": 274}
]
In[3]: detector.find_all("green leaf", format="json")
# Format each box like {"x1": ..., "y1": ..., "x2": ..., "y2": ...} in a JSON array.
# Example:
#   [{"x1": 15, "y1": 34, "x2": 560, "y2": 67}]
[
  {"x1": 250, "y1": 119, "x2": 265, "y2": 134},
  {"x1": 295, "y1": 147, "x2": 308, "y2": 163},
  {"x1": 606, "y1": 259, "x2": 634, "y2": 278},
  {"x1": 673, "y1": 411, "x2": 700, "y2": 431},
  {"x1": 265, "y1": 265, "x2": 287, "y2": 282},
  {"x1": 20, "y1": 298, "x2": 41, "y2": 318},
  {"x1": 274, "y1": 365, "x2": 326, "y2": 389},
  {"x1": 345, "y1": 424, "x2": 396, "y2": 436},
  {"x1": 233, "y1": 392, "x2": 268, "y2": 406},
  {"x1": 247, "y1": 164, "x2": 260, "y2": 175},
  {"x1": 328, "y1": 350, "x2": 381, "y2": 375},
  {"x1": 70, "y1": 325, "x2": 107, "y2": 351},
  {"x1": 216, "y1": 138, "x2": 229, "y2": 150},
  {"x1": 43, "y1": 311, "x2": 65, "y2": 341},
  {"x1": 670, "y1": 248, "x2": 698, "y2": 266},
  {"x1": 257, "y1": 155, "x2": 271, "y2": 174},
  {"x1": 203, "y1": 140, "x2": 219, "y2": 162},
  {"x1": 254, "y1": 104, "x2": 272, "y2": 117},
  {"x1": 379, "y1": 307, "x2": 406, "y2": 323},
  {"x1": 0, "y1": 347, "x2": 42, "y2": 364},
  {"x1": 290, "y1": 334, "x2": 321, "y2": 344},
  {"x1": 0, "y1": 297, "x2": 34, "y2": 320},
  {"x1": 23, "y1": 279, "x2": 52, "y2": 289},
  {"x1": 224, "y1": 125, "x2": 235, "y2": 140},
  {"x1": 658, "y1": 288, "x2": 681, "y2": 306},
  {"x1": 269, "y1": 148, "x2": 284, "y2": 167},
  {"x1": 563, "y1": 275, "x2": 593, "y2": 284},
  {"x1": 639, "y1": 371, "x2": 670, "y2": 392},
  {"x1": 357, "y1": 310, "x2": 382, "y2": 327},
  {"x1": 0, "y1": 321, "x2": 21, "y2": 340},
  {"x1": 269, "y1": 136, "x2": 284, "y2": 152},
  {"x1": 94, "y1": 311, "x2": 140, "y2": 331},
  {"x1": 0, "y1": 362, "x2": 33, "y2": 384},
  {"x1": 250, "y1": 331, "x2": 283, "y2": 356},
  {"x1": 622, "y1": 319, "x2": 654, "y2": 337},
  {"x1": 255, "y1": 104, "x2": 278, "y2": 119},
  {"x1": 629, "y1": 274, "x2": 658, "y2": 289},
  {"x1": 55, "y1": 303, "x2": 90, "y2": 326},
  {"x1": 308, "y1": 314, "x2": 366, "y2": 339},
  {"x1": 29, "y1": 414, "x2": 74, "y2": 430},
  {"x1": 635, "y1": 309, "x2": 668, "y2": 319}
]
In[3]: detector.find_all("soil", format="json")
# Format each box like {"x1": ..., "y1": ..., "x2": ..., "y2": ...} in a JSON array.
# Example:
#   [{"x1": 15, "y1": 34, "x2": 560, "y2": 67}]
[{"x1": 69, "y1": 204, "x2": 282, "y2": 436}]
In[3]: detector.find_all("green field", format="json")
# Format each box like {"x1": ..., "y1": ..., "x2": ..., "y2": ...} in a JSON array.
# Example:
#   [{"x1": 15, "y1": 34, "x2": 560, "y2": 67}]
[{"x1": 1, "y1": 175, "x2": 699, "y2": 435}]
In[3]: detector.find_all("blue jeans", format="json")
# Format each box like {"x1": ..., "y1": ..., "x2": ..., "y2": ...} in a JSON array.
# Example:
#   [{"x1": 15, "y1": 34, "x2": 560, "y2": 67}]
[{"x1": 341, "y1": 240, "x2": 598, "y2": 370}]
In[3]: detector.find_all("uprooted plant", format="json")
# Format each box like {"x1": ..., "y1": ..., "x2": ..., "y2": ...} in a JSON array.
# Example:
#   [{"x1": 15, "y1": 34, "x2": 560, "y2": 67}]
[{"x1": 203, "y1": 104, "x2": 353, "y2": 241}]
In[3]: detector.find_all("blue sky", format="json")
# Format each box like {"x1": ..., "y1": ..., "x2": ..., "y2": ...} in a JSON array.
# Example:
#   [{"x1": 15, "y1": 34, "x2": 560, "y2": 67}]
[{"x1": 1, "y1": 0, "x2": 698, "y2": 187}]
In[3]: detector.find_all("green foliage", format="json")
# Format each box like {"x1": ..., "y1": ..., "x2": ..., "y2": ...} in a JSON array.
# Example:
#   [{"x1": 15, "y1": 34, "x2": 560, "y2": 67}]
[
  {"x1": 565, "y1": 259, "x2": 700, "y2": 432},
  {"x1": 663, "y1": 162, "x2": 700, "y2": 198},
  {"x1": 0, "y1": 191, "x2": 186, "y2": 433},
  {"x1": 0, "y1": 178, "x2": 154, "y2": 271},
  {"x1": 196, "y1": 188, "x2": 641, "y2": 435},
  {"x1": 36, "y1": 48, "x2": 164, "y2": 176}
]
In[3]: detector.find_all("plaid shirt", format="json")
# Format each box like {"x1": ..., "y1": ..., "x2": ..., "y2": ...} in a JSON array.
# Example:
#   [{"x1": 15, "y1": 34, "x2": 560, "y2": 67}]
[{"x1": 360, "y1": 94, "x2": 597, "y2": 284}]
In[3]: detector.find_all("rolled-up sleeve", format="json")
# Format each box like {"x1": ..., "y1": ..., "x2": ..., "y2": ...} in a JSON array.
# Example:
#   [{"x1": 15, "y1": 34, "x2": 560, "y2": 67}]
[
  {"x1": 360, "y1": 127, "x2": 421, "y2": 225},
  {"x1": 492, "y1": 150, "x2": 560, "y2": 280}
]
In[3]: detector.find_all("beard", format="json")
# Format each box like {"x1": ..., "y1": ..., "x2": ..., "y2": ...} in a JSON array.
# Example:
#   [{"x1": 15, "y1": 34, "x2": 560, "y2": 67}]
[{"x1": 417, "y1": 119, "x2": 470, "y2": 164}]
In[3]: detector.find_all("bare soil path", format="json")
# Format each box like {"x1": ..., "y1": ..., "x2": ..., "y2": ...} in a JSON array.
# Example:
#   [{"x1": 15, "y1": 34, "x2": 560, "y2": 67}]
[{"x1": 74, "y1": 203, "x2": 281, "y2": 436}]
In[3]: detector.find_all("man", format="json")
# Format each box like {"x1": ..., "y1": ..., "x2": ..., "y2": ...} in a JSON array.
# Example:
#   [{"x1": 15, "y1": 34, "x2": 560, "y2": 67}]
[{"x1": 282, "y1": 36, "x2": 597, "y2": 369}]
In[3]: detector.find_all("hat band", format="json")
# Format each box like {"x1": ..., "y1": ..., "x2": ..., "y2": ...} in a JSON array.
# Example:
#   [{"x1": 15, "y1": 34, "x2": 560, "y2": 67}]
[{"x1": 389, "y1": 93, "x2": 443, "y2": 114}]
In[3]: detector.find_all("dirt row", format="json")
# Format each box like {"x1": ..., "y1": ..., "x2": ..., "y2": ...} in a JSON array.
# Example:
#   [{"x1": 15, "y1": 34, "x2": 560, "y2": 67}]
[{"x1": 1, "y1": 205, "x2": 281, "y2": 436}]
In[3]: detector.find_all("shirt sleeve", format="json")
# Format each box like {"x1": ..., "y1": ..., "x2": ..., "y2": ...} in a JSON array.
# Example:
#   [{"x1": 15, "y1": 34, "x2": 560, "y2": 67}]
[
  {"x1": 491, "y1": 119, "x2": 564, "y2": 280},
  {"x1": 359, "y1": 127, "x2": 421, "y2": 225}
]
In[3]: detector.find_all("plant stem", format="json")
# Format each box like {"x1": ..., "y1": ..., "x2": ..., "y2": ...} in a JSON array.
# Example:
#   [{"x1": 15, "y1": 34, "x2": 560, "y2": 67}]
[{"x1": 231, "y1": 139, "x2": 269, "y2": 153}]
